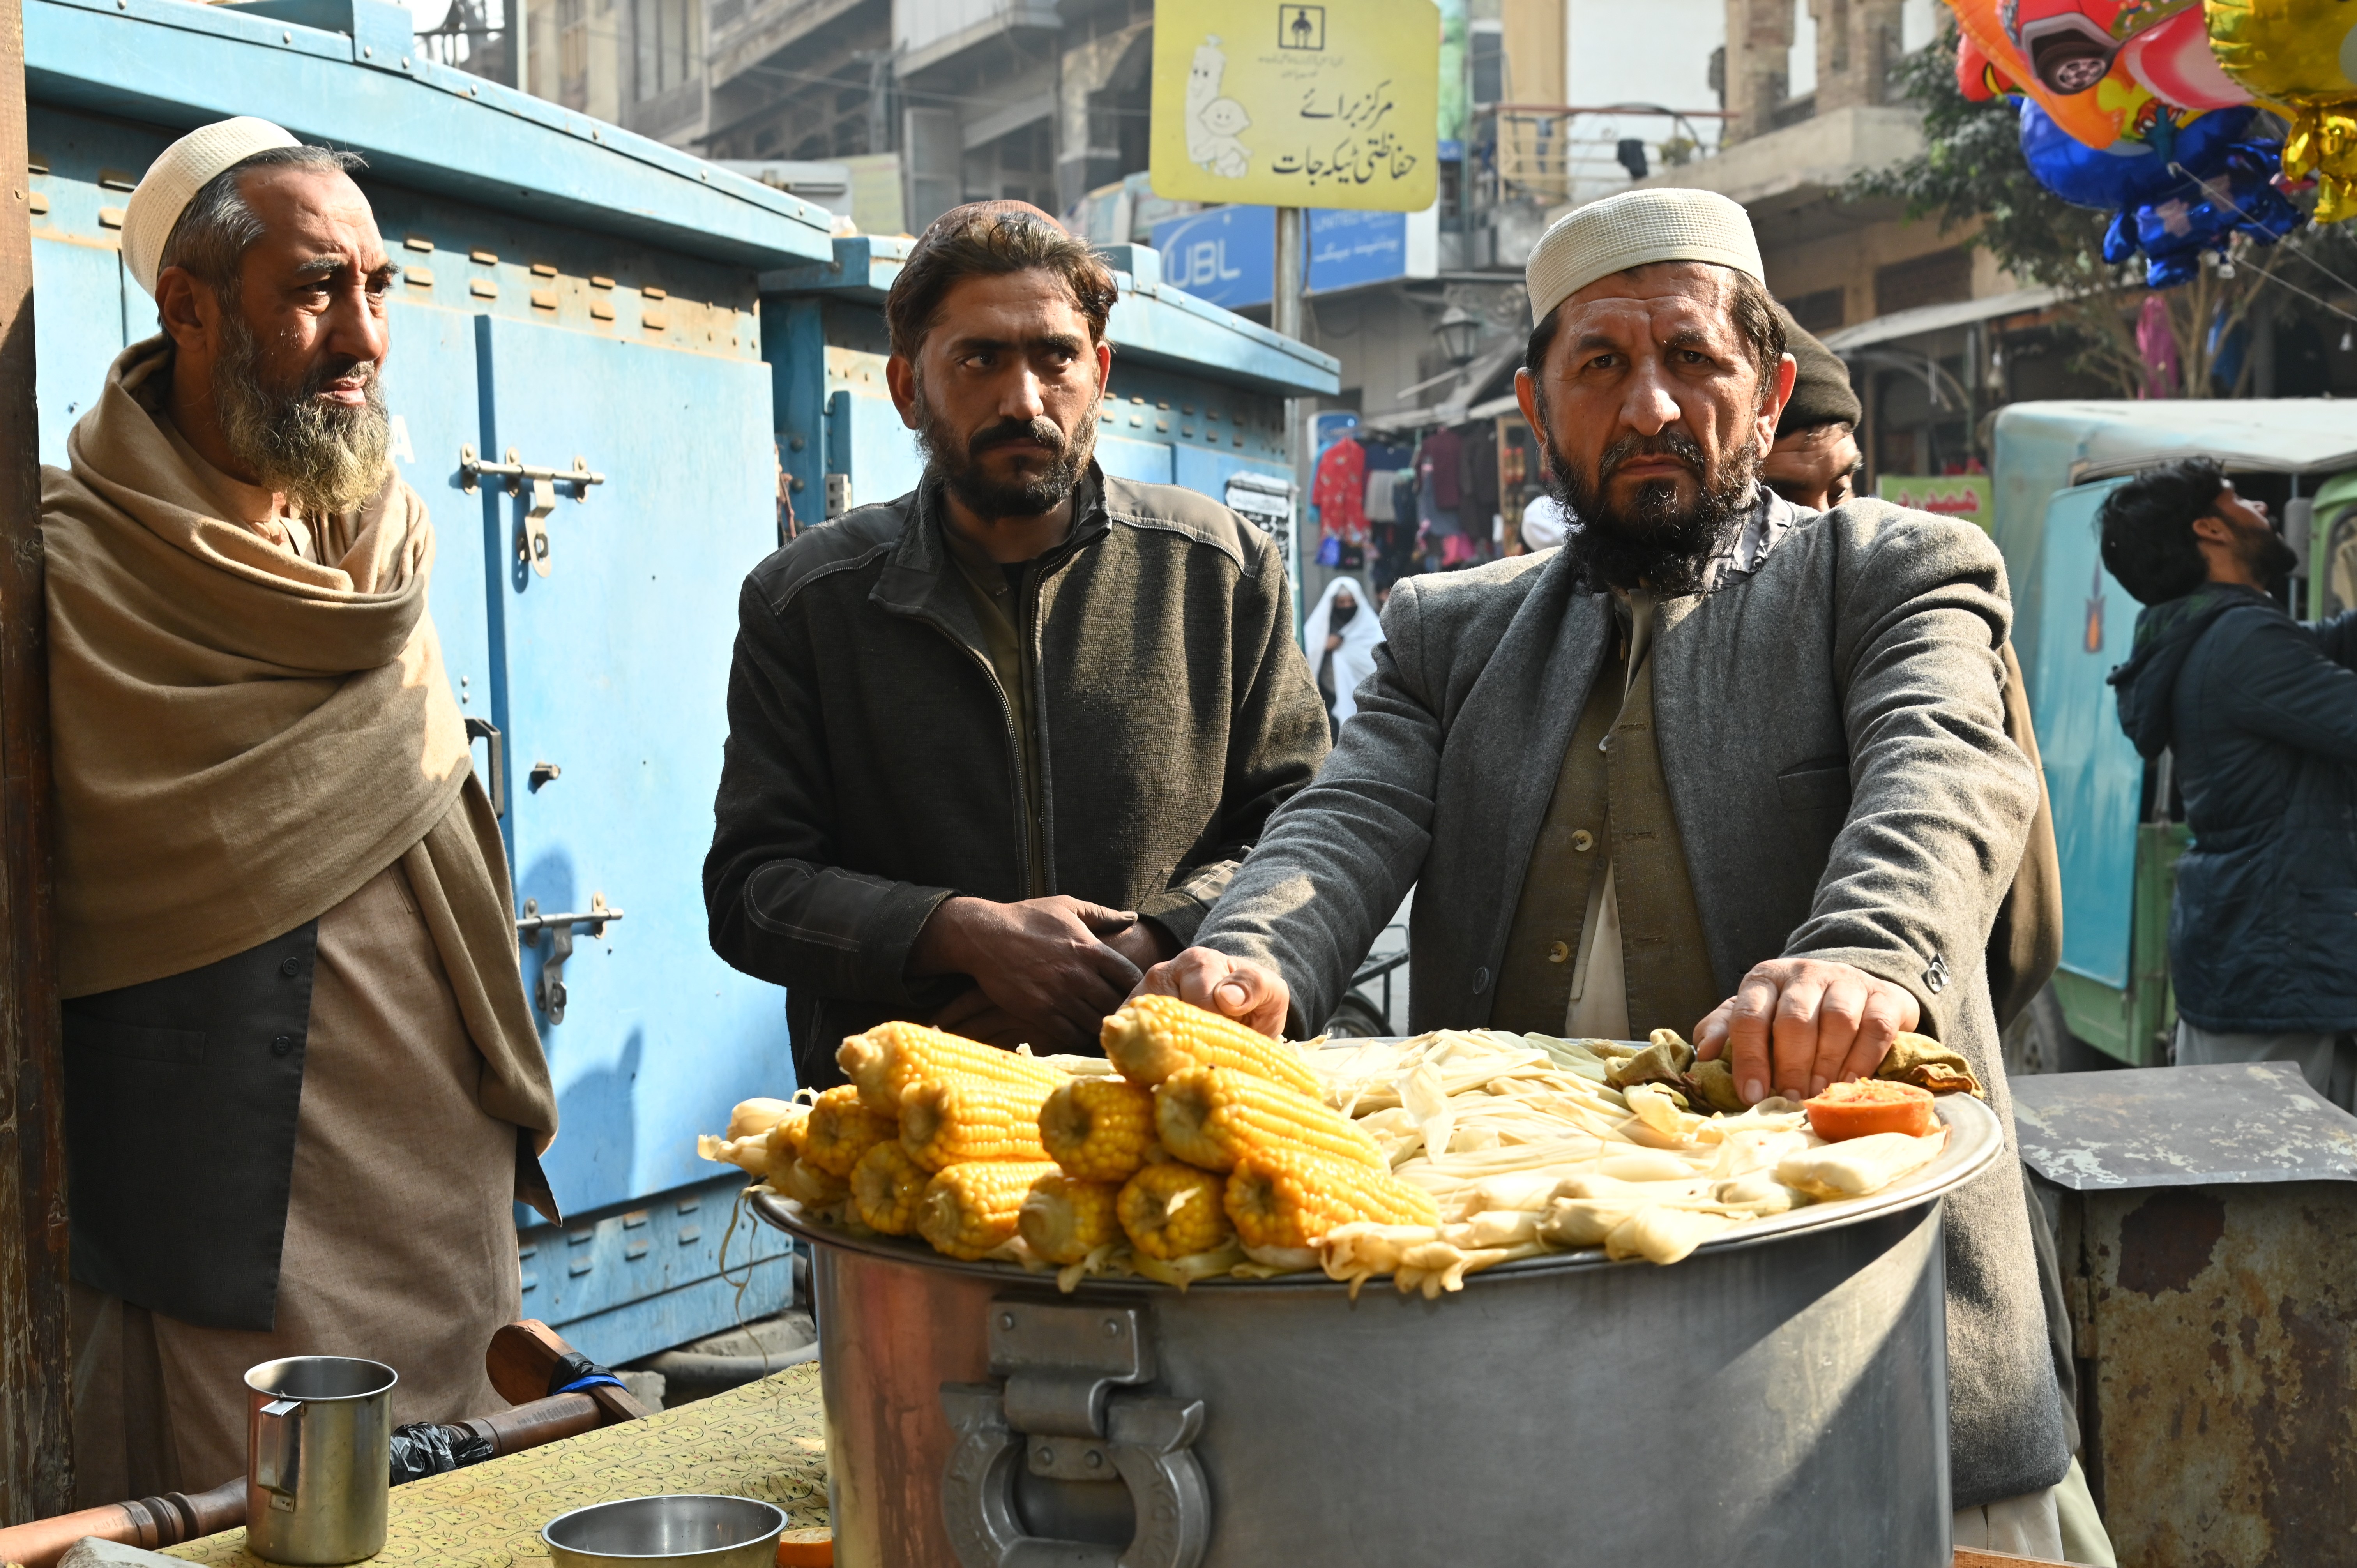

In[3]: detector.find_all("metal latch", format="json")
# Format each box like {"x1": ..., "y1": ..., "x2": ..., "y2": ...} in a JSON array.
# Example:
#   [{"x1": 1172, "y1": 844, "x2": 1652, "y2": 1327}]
[
  {"x1": 461, "y1": 444, "x2": 606, "y2": 578},
  {"x1": 940, "y1": 1300, "x2": 1210, "y2": 1568},
  {"x1": 517, "y1": 892, "x2": 623, "y2": 1025}
]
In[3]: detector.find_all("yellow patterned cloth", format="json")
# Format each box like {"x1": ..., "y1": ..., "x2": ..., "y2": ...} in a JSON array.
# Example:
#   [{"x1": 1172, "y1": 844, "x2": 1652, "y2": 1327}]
[{"x1": 164, "y1": 1365, "x2": 829, "y2": 1567}]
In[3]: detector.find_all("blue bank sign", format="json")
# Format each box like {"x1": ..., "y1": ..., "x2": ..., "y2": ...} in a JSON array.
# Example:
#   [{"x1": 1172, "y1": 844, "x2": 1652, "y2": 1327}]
[{"x1": 1150, "y1": 204, "x2": 1437, "y2": 309}]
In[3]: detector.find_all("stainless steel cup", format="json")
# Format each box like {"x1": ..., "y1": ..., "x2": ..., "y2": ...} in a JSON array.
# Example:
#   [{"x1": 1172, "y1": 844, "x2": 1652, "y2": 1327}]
[{"x1": 244, "y1": 1356, "x2": 398, "y2": 1565}]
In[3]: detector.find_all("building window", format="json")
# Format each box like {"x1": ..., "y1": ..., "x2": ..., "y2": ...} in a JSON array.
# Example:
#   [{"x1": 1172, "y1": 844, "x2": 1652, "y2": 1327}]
[
  {"x1": 634, "y1": 0, "x2": 699, "y2": 99},
  {"x1": 1875, "y1": 248, "x2": 1973, "y2": 317}
]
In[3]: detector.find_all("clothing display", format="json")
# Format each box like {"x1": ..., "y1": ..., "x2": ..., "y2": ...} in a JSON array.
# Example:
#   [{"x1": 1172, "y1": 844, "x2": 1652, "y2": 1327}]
[
  {"x1": 1313, "y1": 436, "x2": 1369, "y2": 548},
  {"x1": 1419, "y1": 426, "x2": 1464, "y2": 511}
]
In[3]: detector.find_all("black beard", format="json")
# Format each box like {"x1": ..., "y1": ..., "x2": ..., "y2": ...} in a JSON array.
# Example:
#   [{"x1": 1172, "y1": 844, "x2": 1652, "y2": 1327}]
[
  {"x1": 1546, "y1": 424, "x2": 1761, "y2": 593},
  {"x1": 915, "y1": 394, "x2": 1097, "y2": 521},
  {"x1": 2246, "y1": 526, "x2": 2300, "y2": 590},
  {"x1": 213, "y1": 311, "x2": 390, "y2": 517}
]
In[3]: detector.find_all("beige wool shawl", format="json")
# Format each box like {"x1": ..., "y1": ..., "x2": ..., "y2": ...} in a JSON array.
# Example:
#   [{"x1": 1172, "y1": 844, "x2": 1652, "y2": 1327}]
[{"x1": 41, "y1": 338, "x2": 556, "y2": 1146}]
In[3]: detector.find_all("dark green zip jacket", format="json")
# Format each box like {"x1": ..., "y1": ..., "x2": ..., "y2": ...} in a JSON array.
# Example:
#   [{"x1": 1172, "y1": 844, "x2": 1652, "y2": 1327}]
[{"x1": 704, "y1": 466, "x2": 1329, "y2": 1088}]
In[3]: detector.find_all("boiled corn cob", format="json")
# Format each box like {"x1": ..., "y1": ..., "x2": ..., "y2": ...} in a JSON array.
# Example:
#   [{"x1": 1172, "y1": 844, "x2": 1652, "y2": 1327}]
[
  {"x1": 804, "y1": 1084, "x2": 896, "y2": 1177},
  {"x1": 1117, "y1": 1161, "x2": 1234, "y2": 1259},
  {"x1": 1018, "y1": 1172, "x2": 1122, "y2": 1265},
  {"x1": 769, "y1": 1109, "x2": 810, "y2": 1166},
  {"x1": 850, "y1": 1140, "x2": 929, "y2": 1235},
  {"x1": 1154, "y1": 1064, "x2": 1383, "y2": 1173},
  {"x1": 899, "y1": 1077, "x2": 1055, "y2": 1171},
  {"x1": 727, "y1": 1097, "x2": 799, "y2": 1141},
  {"x1": 776, "y1": 1157, "x2": 850, "y2": 1208},
  {"x1": 1039, "y1": 1076, "x2": 1157, "y2": 1181},
  {"x1": 1225, "y1": 1147, "x2": 1440, "y2": 1250},
  {"x1": 837, "y1": 1021, "x2": 1065, "y2": 1114},
  {"x1": 918, "y1": 1160, "x2": 1060, "y2": 1260},
  {"x1": 1100, "y1": 994, "x2": 1322, "y2": 1099}
]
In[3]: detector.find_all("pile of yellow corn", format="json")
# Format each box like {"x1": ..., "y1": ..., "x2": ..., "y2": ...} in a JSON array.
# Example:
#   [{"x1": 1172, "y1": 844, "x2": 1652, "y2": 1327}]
[
  {"x1": 700, "y1": 995, "x2": 1438, "y2": 1284},
  {"x1": 698, "y1": 1011, "x2": 1959, "y2": 1297}
]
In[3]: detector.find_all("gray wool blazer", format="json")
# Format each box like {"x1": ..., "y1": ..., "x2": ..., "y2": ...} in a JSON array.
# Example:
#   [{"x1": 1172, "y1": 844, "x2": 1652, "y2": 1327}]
[{"x1": 1196, "y1": 497, "x2": 2069, "y2": 1509}]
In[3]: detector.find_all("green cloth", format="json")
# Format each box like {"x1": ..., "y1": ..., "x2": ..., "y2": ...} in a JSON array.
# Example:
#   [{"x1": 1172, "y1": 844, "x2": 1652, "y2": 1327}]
[
  {"x1": 1606, "y1": 614, "x2": 1724, "y2": 1037},
  {"x1": 1489, "y1": 599, "x2": 1722, "y2": 1038},
  {"x1": 1489, "y1": 634, "x2": 1620, "y2": 1033}
]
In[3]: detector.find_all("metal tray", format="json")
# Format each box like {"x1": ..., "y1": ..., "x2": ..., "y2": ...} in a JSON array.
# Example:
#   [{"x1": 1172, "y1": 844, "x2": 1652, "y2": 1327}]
[{"x1": 750, "y1": 1087, "x2": 2002, "y2": 1289}]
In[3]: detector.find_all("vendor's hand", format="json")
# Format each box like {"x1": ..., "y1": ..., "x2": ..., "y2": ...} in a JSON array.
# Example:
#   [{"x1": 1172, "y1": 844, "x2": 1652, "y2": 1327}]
[
  {"x1": 910, "y1": 895, "x2": 1142, "y2": 1052},
  {"x1": 1102, "y1": 915, "x2": 1178, "y2": 973},
  {"x1": 1132, "y1": 946, "x2": 1290, "y2": 1037},
  {"x1": 1324, "y1": 633, "x2": 1343, "y2": 652},
  {"x1": 1691, "y1": 957, "x2": 1919, "y2": 1105},
  {"x1": 930, "y1": 986, "x2": 1030, "y2": 1049}
]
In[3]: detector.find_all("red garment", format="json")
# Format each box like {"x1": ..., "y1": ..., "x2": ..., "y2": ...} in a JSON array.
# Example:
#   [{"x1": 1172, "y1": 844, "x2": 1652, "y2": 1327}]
[
  {"x1": 1314, "y1": 437, "x2": 1369, "y2": 546},
  {"x1": 1420, "y1": 426, "x2": 1465, "y2": 510}
]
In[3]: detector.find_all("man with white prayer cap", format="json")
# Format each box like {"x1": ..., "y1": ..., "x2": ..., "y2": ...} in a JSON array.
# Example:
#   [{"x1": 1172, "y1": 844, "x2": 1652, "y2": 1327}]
[
  {"x1": 48, "y1": 118, "x2": 556, "y2": 1498},
  {"x1": 1141, "y1": 187, "x2": 2092, "y2": 1552}
]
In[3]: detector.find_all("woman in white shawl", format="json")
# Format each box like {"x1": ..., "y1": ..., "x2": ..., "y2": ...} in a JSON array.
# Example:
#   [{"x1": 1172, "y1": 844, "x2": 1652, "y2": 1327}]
[{"x1": 1302, "y1": 575, "x2": 1381, "y2": 738}]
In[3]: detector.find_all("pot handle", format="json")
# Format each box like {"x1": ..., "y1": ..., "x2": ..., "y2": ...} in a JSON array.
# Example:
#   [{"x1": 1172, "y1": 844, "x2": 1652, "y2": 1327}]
[
  {"x1": 940, "y1": 1384, "x2": 1210, "y2": 1568},
  {"x1": 254, "y1": 1398, "x2": 303, "y2": 1502}
]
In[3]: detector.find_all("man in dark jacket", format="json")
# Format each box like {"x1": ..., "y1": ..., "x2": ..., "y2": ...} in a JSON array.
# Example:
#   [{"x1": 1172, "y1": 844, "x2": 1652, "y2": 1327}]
[
  {"x1": 2103, "y1": 456, "x2": 2357, "y2": 1107},
  {"x1": 705, "y1": 201, "x2": 1328, "y2": 1086}
]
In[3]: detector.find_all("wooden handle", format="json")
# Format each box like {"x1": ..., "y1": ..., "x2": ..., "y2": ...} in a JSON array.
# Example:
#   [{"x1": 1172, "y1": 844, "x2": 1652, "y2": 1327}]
[
  {"x1": 485, "y1": 1319, "x2": 650, "y2": 1423},
  {"x1": 0, "y1": 1474, "x2": 245, "y2": 1568},
  {"x1": 469, "y1": 1391, "x2": 603, "y2": 1455}
]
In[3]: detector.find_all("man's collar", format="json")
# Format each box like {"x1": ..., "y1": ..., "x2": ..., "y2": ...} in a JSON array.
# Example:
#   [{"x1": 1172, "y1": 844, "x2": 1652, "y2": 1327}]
[
  {"x1": 892, "y1": 461, "x2": 1111, "y2": 578},
  {"x1": 1695, "y1": 481, "x2": 1798, "y2": 594}
]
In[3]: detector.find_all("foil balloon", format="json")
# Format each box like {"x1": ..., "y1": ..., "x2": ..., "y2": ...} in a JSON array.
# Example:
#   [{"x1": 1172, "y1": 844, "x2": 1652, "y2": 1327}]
[
  {"x1": 1942, "y1": 0, "x2": 2131, "y2": 147},
  {"x1": 2122, "y1": 6, "x2": 2251, "y2": 111},
  {"x1": 2018, "y1": 100, "x2": 2299, "y2": 284},
  {"x1": 1933, "y1": 0, "x2": 2168, "y2": 150},
  {"x1": 1957, "y1": 29, "x2": 2015, "y2": 101},
  {"x1": 2207, "y1": 0, "x2": 2357, "y2": 221}
]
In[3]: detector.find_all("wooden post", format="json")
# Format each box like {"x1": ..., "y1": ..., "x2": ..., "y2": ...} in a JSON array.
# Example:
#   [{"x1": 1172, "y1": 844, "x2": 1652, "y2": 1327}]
[{"x1": 0, "y1": 0, "x2": 72, "y2": 1524}]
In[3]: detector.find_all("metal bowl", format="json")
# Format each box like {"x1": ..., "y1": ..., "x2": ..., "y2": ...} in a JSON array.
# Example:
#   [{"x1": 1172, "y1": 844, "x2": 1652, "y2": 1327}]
[{"x1": 541, "y1": 1495, "x2": 786, "y2": 1567}]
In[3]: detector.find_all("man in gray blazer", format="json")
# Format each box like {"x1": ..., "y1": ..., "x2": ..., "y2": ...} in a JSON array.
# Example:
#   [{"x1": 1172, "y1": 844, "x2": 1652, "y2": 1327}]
[{"x1": 1145, "y1": 189, "x2": 2073, "y2": 1549}]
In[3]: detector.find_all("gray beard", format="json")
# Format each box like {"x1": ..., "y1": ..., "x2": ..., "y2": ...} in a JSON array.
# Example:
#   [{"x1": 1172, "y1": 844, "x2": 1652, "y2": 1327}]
[{"x1": 213, "y1": 313, "x2": 392, "y2": 518}]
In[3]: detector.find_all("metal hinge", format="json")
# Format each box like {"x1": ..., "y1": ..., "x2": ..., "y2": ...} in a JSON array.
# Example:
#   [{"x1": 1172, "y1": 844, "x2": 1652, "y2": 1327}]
[
  {"x1": 940, "y1": 1300, "x2": 1209, "y2": 1568},
  {"x1": 518, "y1": 892, "x2": 624, "y2": 1024},
  {"x1": 461, "y1": 445, "x2": 607, "y2": 578}
]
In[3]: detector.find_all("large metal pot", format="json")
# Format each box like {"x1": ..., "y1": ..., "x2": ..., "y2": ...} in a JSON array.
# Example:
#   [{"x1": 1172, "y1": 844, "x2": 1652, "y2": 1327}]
[{"x1": 758, "y1": 1095, "x2": 2001, "y2": 1568}]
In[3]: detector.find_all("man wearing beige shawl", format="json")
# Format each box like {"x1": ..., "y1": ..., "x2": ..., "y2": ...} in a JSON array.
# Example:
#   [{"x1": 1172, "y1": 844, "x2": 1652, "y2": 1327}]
[{"x1": 46, "y1": 118, "x2": 558, "y2": 1500}]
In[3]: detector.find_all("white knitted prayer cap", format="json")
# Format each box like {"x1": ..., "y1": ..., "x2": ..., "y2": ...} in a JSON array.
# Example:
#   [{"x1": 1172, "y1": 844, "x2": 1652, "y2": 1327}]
[
  {"x1": 1525, "y1": 187, "x2": 1765, "y2": 326},
  {"x1": 122, "y1": 117, "x2": 302, "y2": 297}
]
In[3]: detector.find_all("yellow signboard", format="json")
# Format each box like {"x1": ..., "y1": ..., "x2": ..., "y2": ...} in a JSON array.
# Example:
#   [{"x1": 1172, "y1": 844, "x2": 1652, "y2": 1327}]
[{"x1": 1148, "y1": 0, "x2": 1440, "y2": 212}]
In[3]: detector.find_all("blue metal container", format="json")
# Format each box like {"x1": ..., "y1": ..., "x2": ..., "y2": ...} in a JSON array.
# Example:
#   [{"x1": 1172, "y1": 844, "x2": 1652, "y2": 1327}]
[
  {"x1": 25, "y1": 0, "x2": 1339, "y2": 1364},
  {"x1": 26, "y1": 0, "x2": 834, "y2": 1363}
]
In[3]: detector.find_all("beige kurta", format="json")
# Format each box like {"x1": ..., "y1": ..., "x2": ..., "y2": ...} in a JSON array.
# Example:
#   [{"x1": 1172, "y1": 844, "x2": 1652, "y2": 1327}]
[
  {"x1": 63, "y1": 383, "x2": 529, "y2": 1501},
  {"x1": 72, "y1": 859, "x2": 522, "y2": 1499}
]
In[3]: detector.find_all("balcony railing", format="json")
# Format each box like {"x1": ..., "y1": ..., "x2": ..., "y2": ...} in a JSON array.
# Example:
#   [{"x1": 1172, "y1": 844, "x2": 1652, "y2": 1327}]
[{"x1": 1467, "y1": 103, "x2": 1731, "y2": 214}]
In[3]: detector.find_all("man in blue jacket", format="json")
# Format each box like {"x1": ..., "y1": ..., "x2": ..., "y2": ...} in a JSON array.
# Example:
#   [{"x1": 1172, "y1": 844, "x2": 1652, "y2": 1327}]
[{"x1": 2104, "y1": 457, "x2": 2357, "y2": 1107}]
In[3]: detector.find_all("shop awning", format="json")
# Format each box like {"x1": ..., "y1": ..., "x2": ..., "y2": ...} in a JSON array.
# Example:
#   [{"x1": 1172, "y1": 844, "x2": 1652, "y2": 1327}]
[{"x1": 1820, "y1": 286, "x2": 2064, "y2": 353}]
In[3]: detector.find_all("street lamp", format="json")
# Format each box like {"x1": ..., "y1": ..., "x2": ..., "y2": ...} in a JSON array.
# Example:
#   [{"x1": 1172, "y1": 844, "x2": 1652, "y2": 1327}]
[{"x1": 1436, "y1": 305, "x2": 1481, "y2": 366}]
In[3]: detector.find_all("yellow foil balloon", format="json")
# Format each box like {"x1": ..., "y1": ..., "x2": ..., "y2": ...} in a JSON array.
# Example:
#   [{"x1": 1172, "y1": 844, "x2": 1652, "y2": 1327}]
[{"x1": 2208, "y1": 0, "x2": 2357, "y2": 220}]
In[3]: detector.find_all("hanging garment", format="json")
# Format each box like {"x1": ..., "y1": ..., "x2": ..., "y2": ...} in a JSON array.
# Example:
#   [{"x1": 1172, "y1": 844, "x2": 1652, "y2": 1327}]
[{"x1": 1313, "y1": 436, "x2": 1369, "y2": 546}]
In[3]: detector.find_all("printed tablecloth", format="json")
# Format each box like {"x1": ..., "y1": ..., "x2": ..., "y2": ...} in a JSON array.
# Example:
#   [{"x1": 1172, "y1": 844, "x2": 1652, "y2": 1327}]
[{"x1": 166, "y1": 1364, "x2": 829, "y2": 1566}]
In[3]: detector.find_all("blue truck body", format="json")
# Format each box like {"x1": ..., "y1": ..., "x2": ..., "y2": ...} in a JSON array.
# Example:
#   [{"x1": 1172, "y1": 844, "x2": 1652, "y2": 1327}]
[
  {"x1": 25, "y1": 0, "x2": 1336, "y2": 1365},
  {"x1": 1992, "y1": 400, "x2": 2357, "y2": 1067}
]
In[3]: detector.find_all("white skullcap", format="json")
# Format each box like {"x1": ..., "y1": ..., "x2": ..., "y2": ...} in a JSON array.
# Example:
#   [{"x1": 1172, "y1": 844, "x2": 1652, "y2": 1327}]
[
  {"x1": 122, "y1": 117, "x2": 302, "y2": 297},
  {"x1": 1525, "y1": 187, "x2": 1765, "y2": 326}
]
